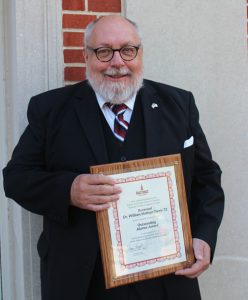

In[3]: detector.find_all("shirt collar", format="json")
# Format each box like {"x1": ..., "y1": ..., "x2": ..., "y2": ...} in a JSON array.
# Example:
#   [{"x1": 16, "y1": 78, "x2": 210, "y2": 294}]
[{"x1": 95, "y1": 92, "x2": 136, "y2": 111}]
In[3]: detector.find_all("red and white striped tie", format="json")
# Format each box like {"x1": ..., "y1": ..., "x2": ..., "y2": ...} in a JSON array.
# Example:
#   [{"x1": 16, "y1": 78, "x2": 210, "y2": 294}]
[{"x1": 107, "y1": 103, "x2": 129, "y2": 142}]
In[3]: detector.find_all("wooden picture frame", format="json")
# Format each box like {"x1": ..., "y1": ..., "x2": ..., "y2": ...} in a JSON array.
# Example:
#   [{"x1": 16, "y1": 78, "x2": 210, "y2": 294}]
[{"x1": 90, "y1": 154, "x2": 194, "y2": 289}]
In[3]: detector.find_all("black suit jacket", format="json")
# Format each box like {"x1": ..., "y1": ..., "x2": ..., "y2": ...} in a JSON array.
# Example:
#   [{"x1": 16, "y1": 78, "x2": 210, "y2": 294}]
[{"x1": 3, "y1": 79, "x2": 224, "y2": 300}]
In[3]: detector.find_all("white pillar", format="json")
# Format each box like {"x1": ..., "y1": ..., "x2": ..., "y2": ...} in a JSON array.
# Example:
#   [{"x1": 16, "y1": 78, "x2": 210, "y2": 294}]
[{"x1": 0, "y1": 0, "x2": 63, "y2": 299}]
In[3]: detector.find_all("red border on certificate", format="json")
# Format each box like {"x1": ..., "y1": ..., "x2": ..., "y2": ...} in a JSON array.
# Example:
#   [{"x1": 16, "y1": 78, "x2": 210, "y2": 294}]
[{"x1": 112, "y1": 171, "x2": 181, "y2": 270}]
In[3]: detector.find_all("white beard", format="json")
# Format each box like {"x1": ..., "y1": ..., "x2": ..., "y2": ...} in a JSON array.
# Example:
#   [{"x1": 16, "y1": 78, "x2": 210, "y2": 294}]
[{"x1": 86, "y1": 66, "x2": 143, "y2": 104}]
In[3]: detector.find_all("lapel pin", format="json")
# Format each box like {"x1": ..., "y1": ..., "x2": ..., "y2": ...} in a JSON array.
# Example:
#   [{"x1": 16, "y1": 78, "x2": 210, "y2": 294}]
[{"x1": 151, "y1": 103, "x2": 158, "y2": 109}]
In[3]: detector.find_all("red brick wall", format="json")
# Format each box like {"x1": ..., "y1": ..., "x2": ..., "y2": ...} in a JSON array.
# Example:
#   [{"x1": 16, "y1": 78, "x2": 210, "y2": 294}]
[{"x1": 62, "y1": 0, "x2": 123, "y2": 84}]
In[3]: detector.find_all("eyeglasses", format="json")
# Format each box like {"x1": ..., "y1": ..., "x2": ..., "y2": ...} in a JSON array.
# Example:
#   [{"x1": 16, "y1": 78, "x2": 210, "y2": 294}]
[{"x1": 87, "y1": 45, "x2": 141, "y2": 62}]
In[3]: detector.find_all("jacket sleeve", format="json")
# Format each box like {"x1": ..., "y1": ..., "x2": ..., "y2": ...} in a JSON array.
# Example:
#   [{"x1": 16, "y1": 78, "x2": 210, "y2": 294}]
[
  {"x1": 2, "y1": 97, "x2": 78, "y2": 225},
  {"x1": 188, "y1": 92, "x2": 224, "y2": 258}
]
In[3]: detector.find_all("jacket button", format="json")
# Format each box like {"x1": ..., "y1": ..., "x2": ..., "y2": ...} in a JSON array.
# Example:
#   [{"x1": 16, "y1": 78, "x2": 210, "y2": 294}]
[{"x1": 120, "y1": 156, "x2": 126, "y2": 162}]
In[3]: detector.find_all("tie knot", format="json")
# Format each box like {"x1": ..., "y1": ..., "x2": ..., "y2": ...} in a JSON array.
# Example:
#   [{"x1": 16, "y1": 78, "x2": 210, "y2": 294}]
[{"x1": 106, "y1": 103, "x2": 128, "y2": 116}]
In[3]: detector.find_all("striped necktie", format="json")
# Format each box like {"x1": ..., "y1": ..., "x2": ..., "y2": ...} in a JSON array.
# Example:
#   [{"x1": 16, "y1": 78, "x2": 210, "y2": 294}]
[{"x1": 107, "y1": 103, "x2": 129, "y2": 142}]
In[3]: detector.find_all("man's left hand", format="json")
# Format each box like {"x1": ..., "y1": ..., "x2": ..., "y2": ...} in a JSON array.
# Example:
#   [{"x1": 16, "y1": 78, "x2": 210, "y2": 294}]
[{"x1": 175, "y1": 238, "x2": 211, "y2": 278}]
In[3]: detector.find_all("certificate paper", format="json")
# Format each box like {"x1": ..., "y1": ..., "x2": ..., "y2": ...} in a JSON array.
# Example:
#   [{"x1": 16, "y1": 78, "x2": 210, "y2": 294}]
[
  {"x1": 109, "y1": 166, "x2": 185, "y2": 276},
  {"x1": 90, "y1": 154, "x2": 194, "y2": 288}
]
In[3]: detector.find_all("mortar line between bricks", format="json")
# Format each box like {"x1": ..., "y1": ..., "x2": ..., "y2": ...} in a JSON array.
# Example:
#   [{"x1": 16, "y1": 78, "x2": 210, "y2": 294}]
[
  {"x1": 64, "y1": 63, "x2": 86, "y2": 67},
  {"x1": 63, "y1": 47, "x2": 84, "y2": 50},
  {"x1": 63, "y1": 29, "x2": 85, "y2": 33},
  {"x1": 63, "y1": 11, "x2": 121, "y2": 16}
]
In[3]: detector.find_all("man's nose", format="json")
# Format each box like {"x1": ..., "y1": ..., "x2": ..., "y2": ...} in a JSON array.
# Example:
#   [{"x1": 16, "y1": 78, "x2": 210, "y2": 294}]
[{"x1": 110, "y1": 51, "x2": 125, "y2": 67}]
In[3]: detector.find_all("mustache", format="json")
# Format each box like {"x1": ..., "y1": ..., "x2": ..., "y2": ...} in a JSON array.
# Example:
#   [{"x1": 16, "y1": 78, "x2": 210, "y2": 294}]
[{"x1": 103, "y1": 67, "x2": 131, "y2": 76}]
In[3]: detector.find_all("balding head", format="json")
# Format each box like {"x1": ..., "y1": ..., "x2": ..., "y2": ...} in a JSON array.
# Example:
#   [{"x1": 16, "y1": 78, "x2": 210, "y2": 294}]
[{"x1": 84, "y1": 15, "x2": 141, "y2": 48}]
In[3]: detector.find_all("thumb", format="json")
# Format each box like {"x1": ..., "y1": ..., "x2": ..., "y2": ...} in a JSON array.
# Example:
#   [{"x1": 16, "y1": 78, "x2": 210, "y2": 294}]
[{"x1": 193, "y1": 238, "x2": 204, "y2": 260}]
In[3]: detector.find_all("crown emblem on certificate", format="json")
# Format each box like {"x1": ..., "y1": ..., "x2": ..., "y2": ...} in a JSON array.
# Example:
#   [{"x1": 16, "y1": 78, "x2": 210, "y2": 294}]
[{"x1": 136, "y1": 184, "x2": 149, "y2": 196}]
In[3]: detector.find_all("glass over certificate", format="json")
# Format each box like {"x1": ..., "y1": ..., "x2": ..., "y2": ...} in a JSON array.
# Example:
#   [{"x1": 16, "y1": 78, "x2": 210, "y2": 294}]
[{"x1": 90, "y1": 154, "x2": 194, "y2": 289}]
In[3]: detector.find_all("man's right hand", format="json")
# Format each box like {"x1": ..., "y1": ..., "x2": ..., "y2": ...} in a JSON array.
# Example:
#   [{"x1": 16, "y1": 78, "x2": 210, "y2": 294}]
[{"x1": 70, "y1": 174, "x2": 122, "y2": 212}]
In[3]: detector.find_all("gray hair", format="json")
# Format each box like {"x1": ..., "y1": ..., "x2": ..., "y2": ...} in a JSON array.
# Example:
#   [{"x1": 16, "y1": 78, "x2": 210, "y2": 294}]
[{"x1": 84, "y1": 16, "x2": 141, "y2": 48}]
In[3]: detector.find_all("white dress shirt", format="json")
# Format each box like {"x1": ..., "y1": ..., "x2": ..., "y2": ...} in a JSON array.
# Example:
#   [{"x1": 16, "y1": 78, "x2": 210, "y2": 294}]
[{"x1": 95, "y1": 93, "x2": 136, "y2": 134}]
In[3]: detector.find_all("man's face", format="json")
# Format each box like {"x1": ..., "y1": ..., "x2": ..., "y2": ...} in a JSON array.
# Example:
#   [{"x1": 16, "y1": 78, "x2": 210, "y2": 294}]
[{"x1": 85, "y1": 16, "x2": 143, "y2": 104}]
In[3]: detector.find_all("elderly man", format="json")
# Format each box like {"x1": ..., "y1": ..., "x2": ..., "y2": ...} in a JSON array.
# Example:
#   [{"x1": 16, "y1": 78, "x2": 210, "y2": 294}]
[{"x1": 3, "y1": 15, "x2": 224, "y2": 300}]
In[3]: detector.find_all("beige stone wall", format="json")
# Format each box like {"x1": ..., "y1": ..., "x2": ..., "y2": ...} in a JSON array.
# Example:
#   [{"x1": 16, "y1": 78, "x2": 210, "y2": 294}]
[
  {"x1": 1, "y1": 0, "x2": 248, "y2": 299},
  {"x1": 126, "y1": 0, "x2": 248, "y2": 299}
]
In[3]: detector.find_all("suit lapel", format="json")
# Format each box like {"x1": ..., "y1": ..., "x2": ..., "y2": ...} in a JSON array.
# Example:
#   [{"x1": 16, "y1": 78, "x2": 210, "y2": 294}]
[
  {"x1": 72, "y1": 80, "x2": 178, "y2": 164},
  {"x1": 140, "y1": 81, "x2": 178, "y2": 157},
  {"x1": 139, "y1": 86, "x2": 162, "y2": 157},
  {"x1": 73, "y1": 82, "x2": 109, "y2": 164}
]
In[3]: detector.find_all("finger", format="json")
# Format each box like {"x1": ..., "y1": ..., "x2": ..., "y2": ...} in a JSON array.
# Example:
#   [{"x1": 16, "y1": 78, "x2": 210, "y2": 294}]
[
  {"x1": 175, "y1": 260, "x2": 202, "y2": 276},
  {"x1": 175, "y1": 239, "x2": 211, "y2": 278},
  {"x1": 87, "y1": 183, "x2": 122, "y2": 195},
  {"x1": 193, "y1": 238, "x2": 210, "y2": 261},
  {"x1": 88, "y1": 194, "x2": 120, "y2": 205},
  {"x1": 87, "y1": 202, "x2": 111, "y2": 212},
  {"x1": 194, "y1": 243, "x2": 204, "y2": 261},
  {"x1": 184, "y1": 265, "x2": 208, "y2": 279},
  {"x1": 84, "y1": 174, "x2": 117, "y2": 185},
  {"x1": 175, "y1": 259, "x2": 209, "y2": 278},
  {"x1": 203, "y1": 243, "x2": 211, "y2": 262}
]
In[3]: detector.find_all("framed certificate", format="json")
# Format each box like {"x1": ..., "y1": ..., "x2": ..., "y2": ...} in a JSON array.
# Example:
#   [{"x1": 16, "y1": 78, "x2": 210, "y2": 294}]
[{"x1": 90, "y1": 154, "x2": 194, "y2": 289}]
